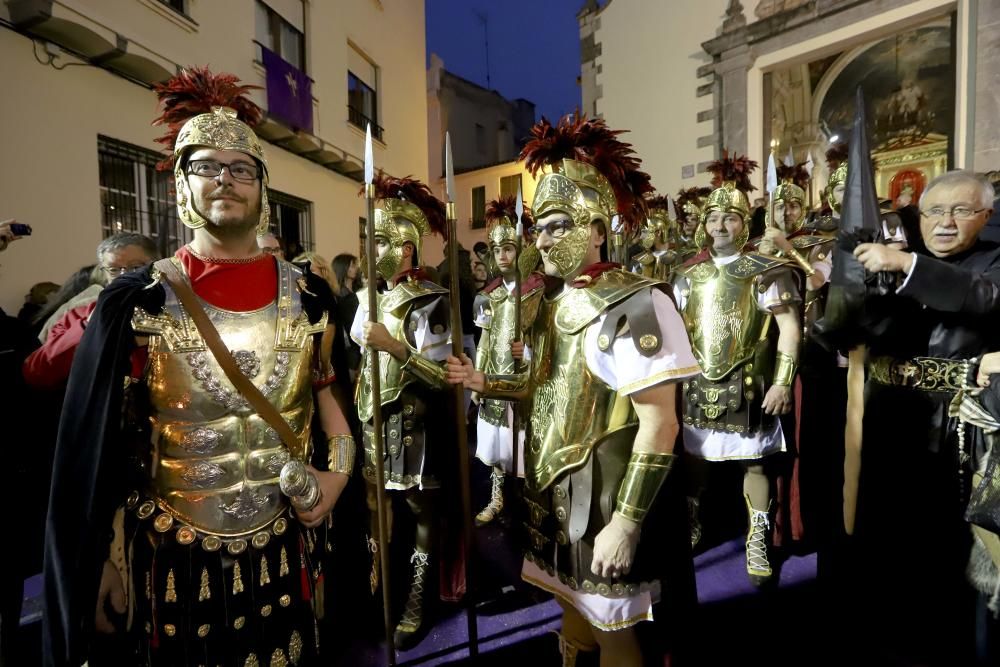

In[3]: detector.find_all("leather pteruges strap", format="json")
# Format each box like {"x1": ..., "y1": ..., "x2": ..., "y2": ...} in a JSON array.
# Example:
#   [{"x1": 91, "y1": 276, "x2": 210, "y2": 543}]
[
  {"x1": 597, "y1": 287, "x2": 663, "y2": 357},
  {"x1": 153, "y1": 258, "x2": 300, "y2": 451}
]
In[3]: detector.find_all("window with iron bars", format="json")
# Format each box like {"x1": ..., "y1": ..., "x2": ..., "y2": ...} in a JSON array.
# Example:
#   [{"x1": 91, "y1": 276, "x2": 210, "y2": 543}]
[
  {"x1": 267, "y1": 190, "x2": 314, "y2": 257},
  {"x1": 98, "y1": 135, "x2": 191, "y2": 258},
  {"x1": 99, "y1": 136, "x2": 314, "y2": 258}
]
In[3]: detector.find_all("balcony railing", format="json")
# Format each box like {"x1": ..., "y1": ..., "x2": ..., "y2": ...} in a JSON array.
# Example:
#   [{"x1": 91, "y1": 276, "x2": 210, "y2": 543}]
[{"x1": 348, "y1": 106, "x2": 384, "y2": 142}]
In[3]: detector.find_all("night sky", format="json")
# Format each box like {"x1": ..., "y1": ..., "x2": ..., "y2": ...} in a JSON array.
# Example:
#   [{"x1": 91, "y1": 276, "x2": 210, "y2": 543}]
[{"x1": 425, "y1": 0, "x2": 584, "y2": 122}]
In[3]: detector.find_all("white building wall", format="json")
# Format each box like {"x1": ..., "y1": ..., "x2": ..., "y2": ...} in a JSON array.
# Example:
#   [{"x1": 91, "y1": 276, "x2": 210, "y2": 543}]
[
  {"x1": 0, "y1": 0, "x2": 428, "y2": 312},
  {"x1": 593, "y1": 0, "x2": 729, "y2": 193}
]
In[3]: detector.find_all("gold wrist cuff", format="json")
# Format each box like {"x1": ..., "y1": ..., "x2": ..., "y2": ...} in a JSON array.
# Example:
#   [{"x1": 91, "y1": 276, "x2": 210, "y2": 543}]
[
  {"x1": 614, "y1": 452, "x2": 675, "y2": 523},
  {"x1": 402, "y1": 351, "x2": 448, "y2": 388},
  {"x1": 483, "y1": 373, "x2": 530, "y2": 399},
  {"x1": 786, "y1": 247, "x2": 817, "y2": 278},
  {"x1": 772, "y1": 351, "x2": 798, "y2": 387},
  {"x1": 328, "y1": 434, "x2": 356, "y2": 475}
]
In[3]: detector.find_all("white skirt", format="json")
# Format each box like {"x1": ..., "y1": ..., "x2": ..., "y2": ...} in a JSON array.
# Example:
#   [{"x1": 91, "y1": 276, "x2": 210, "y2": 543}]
[
  {"x1": 682, "y1": 418, "x2": 785, "y2": 461},
  {"x1": 521, "y1": 559, "x2": 659, "y2": 631},
  {"x1": 475, "y1": 402, "x2": 525, "y2": 476}
]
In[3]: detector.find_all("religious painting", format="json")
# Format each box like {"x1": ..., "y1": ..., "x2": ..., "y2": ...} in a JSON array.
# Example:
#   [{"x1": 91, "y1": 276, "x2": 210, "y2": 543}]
[{"x1": 818, "y1": 23, "x2": 954, "y2": 153}]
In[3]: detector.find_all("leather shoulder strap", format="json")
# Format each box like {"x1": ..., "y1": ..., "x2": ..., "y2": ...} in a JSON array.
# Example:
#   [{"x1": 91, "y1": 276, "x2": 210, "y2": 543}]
[{"x1": 153, "y1": 258, "x2": 300, "y2": 451}]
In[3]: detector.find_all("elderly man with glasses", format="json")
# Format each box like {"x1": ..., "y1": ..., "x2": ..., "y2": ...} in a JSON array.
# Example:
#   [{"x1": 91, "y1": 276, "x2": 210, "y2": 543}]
[
  {"x1": 833, "y1": 170, "x2": 999, "y2": 665},
  {"x1": 23, "y1": 233, "x2": 158, "y2": 390}
]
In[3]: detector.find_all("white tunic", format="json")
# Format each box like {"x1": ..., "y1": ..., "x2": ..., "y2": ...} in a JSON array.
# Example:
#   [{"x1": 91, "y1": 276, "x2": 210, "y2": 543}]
[
  {"x1": 522, "y1": 286, "x2": 699, "y2": 630},
  {"x1": 350, "y1": 293, "x2": 451, "y2": 362},
  {"x1": 474, "y1": 280, "x2": 530, "y2": 474}
]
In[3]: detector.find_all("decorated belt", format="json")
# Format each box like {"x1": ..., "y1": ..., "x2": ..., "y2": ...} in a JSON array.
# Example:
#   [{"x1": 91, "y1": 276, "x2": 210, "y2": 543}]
[
  {"x1": 127, "y1": 490, "x2": 292, "y2": 556},
  {"x1": 869, "y1": 356, "x2": 970, "y2": 393}
]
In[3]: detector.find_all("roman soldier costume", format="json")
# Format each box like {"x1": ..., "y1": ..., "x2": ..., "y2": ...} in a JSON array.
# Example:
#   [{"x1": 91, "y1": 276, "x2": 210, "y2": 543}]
[
  {"x1": 675, "y1": 186, "x2": 712, "y2": 260},
  {"x1": 674, "y1": 153, "x2": 802, "y2": 586},
  {"x1": 806, "y1": 142, "x2": 848, "y2": 235},
  {"x1": 630, "y1": 195, "x2": 683, "y2": 282},
  {"x1": 472, "y1": 196, "x2": 545, "y2": 526},
  {"x1": 43, "y1": 68, "x2": 351, "y2": 667},
  {"x1": 350, "y1": 174, "x2": 454, "y2": 648},
  {"x1": 478, "y1": 114, "x2": 699, "y2": 662},
  {"x1": 752, "y1": 162, "x2": 834, "y2": 331}
]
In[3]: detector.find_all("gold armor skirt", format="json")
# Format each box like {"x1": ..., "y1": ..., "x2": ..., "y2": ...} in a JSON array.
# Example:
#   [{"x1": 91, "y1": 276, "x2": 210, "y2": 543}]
[{"x1": 123, "y1": 495, "x2": 325, "y2": 666}]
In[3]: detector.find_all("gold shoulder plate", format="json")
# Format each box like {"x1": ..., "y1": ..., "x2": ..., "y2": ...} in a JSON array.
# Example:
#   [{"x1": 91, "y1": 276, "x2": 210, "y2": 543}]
[
  {"x1": 555, "y1": 269, "x2": 659, "y2": 334},
  {"x1": 790, "y1": 235, "x2": 834, "y2": 251},
  {"x1": 487, "y1": 285, "x2": 510, "y2": 304},
  {"x1": 520, "y1": 286, "x2": 545, "y2": 330},
  {"x1": 677, "y1": 260, "x2": 717, "y2": 283},
  {"x1": 380, "y1": 279, "x2": 447, "y2": 314},
  {"x1": 724, "y1": 253, "x2": 790, "y2": 280}
]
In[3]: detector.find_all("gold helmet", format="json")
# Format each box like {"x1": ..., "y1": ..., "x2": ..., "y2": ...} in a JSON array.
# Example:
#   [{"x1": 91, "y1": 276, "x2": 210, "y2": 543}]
[
  {"x1": 641, "y1": 195, "x2": 679, "y2": 250},
  {"x1": 675, "y1": 186, "x2": 712, "y2": 240},
  {"x1": 363, "y1": 173, "x2": 446, "y2": 281},
  {"x1": 485, "y1": 195, "x2": 538, "y2": 279},
  {"x1": 485, "y1": 195, "x2": 522, "y2": 249},
  {"x1": 768, "y1": 163, "x2": 809, "y2": 234},
  {"x1": 826, "y1": 162, "x2": 848, "y2": 214},
  {"x1": 153, "y1": 67, "x2": 271, "y2": 235},
  {"x1": 824, "y1": 141, "x2": 849, "y2": 214},
  {"x1": 695, "y1": 151, "x2": 758, "y2": 252},
  {"x1": 520, "y1": 114, "x2": 652, "y2": 277}
]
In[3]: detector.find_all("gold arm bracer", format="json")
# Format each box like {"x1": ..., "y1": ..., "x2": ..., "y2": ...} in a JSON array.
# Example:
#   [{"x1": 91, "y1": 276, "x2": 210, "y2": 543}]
[
  {"x1": 401, "y1": 350, "x2": 450, "y2": 389},
  {"x1": 327, "y1": 434, "x2": 356, "y2": 475},
  {"x1": 772, "y1": 351, "x2": 798, "y2": 387},
  {"x1": 613, "y1": 452, "x2": 676, "y2": 523},
  {"x1": 482, "y1": 371, "x2": 532, "y2": 401}
]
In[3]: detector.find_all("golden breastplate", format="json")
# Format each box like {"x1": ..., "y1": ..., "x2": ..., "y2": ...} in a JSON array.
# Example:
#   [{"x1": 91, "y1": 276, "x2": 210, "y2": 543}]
[
  {"x1": 356, "y1": 280, "x2": 448, "y2": 423},
  {"x1": 678, "y1": 256, "x2": 778, "y2": 381},
  {"x1": 133, "y1": 260, "x2": 324, "y2": 536},
  {"x1": 526, "y1": 293, "x2": 635, "y2": 492}
]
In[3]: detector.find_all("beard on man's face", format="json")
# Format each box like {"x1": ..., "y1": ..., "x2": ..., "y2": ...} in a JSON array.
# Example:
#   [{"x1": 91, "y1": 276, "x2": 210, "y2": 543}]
[{"x1": 194, "y1": 182, "x2": 260, "y2": 231}]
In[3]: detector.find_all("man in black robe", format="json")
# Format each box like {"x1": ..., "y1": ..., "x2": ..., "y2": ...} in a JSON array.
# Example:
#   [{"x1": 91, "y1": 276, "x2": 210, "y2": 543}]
[{"x1": 844, "y1": 170, "x2": 998, "y2": 665}]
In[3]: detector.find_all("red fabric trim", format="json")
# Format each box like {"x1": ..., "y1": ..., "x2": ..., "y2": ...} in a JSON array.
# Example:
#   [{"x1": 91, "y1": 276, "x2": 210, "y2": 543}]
[
  {"x1": 682, "y1": 249, "x2": 712, "y2": 267},
  {"x1": 175, "y1": 246, "x2": 277, "y2": 311},
  {"x1": 481, "y1": 271, "x2": 550, "y2": 296},
  {"x1": 391, "y1": 266, "x2": 433, "y2": 284},
  {"x1": 481, "y1": 276, "x2": 504, "y2": 294},
  {"x1": 773, "y1": 376, "x2": 805, "y2": 547},
  {"x1": 311, "y1": 374, "x2": 337, "y2": 390},
  {"x1": 569, "y1": 262, "x2": 621, "y2": 288},
  {"x1": 131, "y1": 348, "x2": 149, "y2": 380}
]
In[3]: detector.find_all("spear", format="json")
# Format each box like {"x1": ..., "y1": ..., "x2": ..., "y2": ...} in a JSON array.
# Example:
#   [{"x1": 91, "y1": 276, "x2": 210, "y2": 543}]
[
  {"x1": 766, "y1": 148, "x2": 778, "y2": 232},
  {"x1": 444, "y1": 132, "x2": 479, "y2": 659},
  {"x1": 511, "y1": 184, "x2": 524, "y2": 483},
  {"x1": 364, "y1": 124, "x2": 396, "y2": 666},
  {"x1": 803, "y1": 150, "x2": 815, "y2": 214}
]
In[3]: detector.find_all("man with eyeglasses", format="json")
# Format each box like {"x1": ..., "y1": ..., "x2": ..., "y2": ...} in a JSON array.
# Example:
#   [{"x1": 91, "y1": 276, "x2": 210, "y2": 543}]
[
  {"x1": 43, "y1": 68, "x2": 355, "y2": 667},
  {"x1": 23, "y1": 233, "x2": 158, "y2": 390},
  {"x1": 257, "y1": 231, "x2": 285, "y2": 260},
  {"x1": 838, "y1": 169, "x2": 999, "y2": 665}
]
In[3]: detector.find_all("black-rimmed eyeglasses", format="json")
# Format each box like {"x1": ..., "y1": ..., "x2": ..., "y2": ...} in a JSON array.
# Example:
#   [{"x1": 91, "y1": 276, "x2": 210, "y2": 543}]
[{"x1": 187, "y1": 159, "x2": 260, "y2": 184}]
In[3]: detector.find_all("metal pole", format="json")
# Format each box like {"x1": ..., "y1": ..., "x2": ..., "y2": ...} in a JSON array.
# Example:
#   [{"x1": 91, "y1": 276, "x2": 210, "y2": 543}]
[
  {"x1": 445, "y1": 134, "x2": 479, "y2": 660},
  {"x1": 364, "y1": 126, "x2": 396, "y2": 667}
]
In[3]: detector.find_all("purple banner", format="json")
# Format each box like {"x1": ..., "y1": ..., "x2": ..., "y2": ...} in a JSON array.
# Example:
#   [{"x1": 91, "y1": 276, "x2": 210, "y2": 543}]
[{"x1": 262, "y1": 46, "x2": 313, "y2": 134}]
